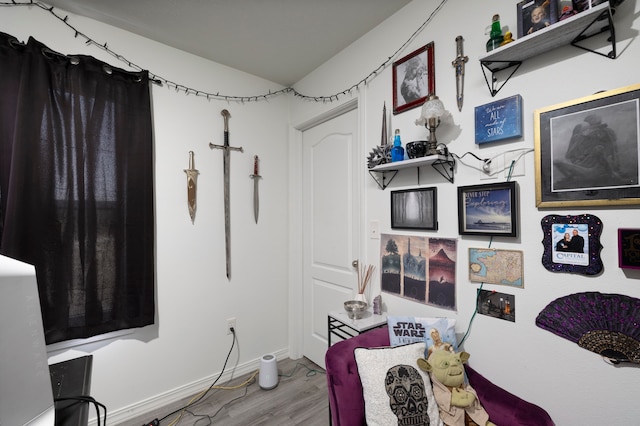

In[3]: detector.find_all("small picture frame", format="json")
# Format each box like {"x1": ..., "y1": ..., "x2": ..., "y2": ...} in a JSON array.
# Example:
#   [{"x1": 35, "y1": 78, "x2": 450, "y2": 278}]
[
  {"x1": 618, "y1": 228, "x2": 640, "y2": 270},
  {"x1": 457, "y1": 181, "x2": 518, "y2": 237},
  {"x1": 517, "y1": 0, "x2": 559, "y2": 38},
  {"x1": 468, "y1": 248, "x2": 524, "y2": 287},
  {"x1": 392, "y1": 42, "x2": 435, "y2": 115},
  {"x1": 391, "y1": 187, "x2": 437, "y2": 230},
  {"x1": 474, "y1": 94, "x2": 523, "y2": 144},
  {"x1": 534, "y1": 83, "x2": 640, "y2": 208},
  {"x1": 541, "y1": 214, "x2": 603, "y2": 275}
]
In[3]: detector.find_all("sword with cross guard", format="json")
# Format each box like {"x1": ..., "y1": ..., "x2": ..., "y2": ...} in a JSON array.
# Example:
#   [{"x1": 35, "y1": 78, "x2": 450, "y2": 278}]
[{"x1": 209, "y1": 109, "x2": 243, "y2": 280}]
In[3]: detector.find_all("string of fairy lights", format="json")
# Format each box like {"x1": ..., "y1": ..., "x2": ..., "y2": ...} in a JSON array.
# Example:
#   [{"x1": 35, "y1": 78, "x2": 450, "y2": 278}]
[{"x1": 2, "y1": 0, "x2": 449, "y2": 103}]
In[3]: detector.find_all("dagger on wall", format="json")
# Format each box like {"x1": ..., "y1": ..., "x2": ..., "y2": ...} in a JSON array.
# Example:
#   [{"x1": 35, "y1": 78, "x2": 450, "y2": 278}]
[{"x1": 184, "y1": 151, "x2": 199, "y2": 223}]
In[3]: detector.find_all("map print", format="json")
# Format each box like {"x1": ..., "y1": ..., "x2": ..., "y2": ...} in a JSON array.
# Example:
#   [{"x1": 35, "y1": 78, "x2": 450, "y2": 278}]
[{"x1": 468, "y1": 248, "x2": 523, "y2": 287}]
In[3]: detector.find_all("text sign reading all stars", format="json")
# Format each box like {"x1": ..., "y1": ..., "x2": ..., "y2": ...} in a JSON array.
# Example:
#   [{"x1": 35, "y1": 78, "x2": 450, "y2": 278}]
[{"x1": 475, "y1": 94, "x2": 523, "y2": 144}]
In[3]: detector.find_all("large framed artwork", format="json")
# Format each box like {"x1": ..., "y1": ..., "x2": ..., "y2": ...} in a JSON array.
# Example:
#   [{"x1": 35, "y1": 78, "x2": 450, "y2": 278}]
[
  {"x1": 391, "y1": 187, "x2": 437, "y2": 230},
  {"x1": 392, "y1": 42, "x2": 435, "y2": 115},
  {"x1": 541, "y1": 214, "x2": 603, "y2": 275},
  {"x1": 457, "y1": 181, "x2": 518, "y2": 237},
  {"x1": 534, "y1": 84, "x2": 640, "y2": 208}
]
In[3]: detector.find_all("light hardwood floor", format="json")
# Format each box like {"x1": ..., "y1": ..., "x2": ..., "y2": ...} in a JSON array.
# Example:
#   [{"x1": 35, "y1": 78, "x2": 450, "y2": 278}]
[{"x1": 122, "y1": 357, "x2": 329, "y2": 426}]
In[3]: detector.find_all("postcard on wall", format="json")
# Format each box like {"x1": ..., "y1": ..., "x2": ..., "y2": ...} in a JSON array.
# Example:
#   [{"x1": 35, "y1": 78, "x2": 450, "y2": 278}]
[
  {"x1": 474, "y1": 94, "x2": 523, "y2": 144},
  {"x1": 468, "y1": 248, "x2": 524, "y2": 287},
  {"x1": 476, "y1": 289, "x2": 515, "y2": 323},
  {"x1": 380, "y1": 234, "x2": 457, "y2": 311}
]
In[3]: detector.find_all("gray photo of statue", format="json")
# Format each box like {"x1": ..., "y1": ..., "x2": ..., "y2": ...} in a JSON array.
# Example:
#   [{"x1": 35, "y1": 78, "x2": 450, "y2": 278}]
[{"x1": 551, "y1": 100, "x2": 639, "y2": 192}]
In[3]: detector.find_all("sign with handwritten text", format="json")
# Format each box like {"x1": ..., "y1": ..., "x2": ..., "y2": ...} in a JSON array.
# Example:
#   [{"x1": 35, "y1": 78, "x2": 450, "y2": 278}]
[{"x1": 474, "y1": 94, "x2": 523, "y2": 144}]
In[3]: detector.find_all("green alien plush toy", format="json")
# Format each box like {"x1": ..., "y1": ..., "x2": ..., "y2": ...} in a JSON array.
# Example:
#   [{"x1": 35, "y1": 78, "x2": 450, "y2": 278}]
[{"x1": 417, "y1": 350, "x2": 495, "y2": 426}]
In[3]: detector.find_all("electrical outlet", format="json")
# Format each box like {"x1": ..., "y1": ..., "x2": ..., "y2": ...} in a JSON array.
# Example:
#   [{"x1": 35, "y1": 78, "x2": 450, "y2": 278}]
[{"x1": 227, "y1": 317, "x2": 236, "y2": 334}]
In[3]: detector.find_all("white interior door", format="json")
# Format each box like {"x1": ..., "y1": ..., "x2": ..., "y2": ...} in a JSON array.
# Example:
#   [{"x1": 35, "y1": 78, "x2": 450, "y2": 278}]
[{"x1": 302, "y1": 106, "x2": 360, "y2": 368}]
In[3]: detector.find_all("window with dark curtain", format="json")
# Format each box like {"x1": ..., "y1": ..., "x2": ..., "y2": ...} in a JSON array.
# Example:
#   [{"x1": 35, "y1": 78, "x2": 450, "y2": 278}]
[{"x1": 0, "y1": 32, "x2": 155, "y2": 344}]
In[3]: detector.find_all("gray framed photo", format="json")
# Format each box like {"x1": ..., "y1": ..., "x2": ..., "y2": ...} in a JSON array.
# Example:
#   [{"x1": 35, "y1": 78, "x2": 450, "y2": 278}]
[
  {"x1": 390, "y1": 187, "x2": 437, "y2": 230},
  {"x1": 457, "y1": 181, "x2": 518, "y2": 237},
  {"x1": 534, "y1": 83, "x2": 640, "y2": 208}
]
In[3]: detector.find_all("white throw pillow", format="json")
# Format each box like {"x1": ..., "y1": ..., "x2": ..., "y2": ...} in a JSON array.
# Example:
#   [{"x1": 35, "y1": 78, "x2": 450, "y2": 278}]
[{"x1": 355, "y1": 342, "x2": 443, "y2": 426}]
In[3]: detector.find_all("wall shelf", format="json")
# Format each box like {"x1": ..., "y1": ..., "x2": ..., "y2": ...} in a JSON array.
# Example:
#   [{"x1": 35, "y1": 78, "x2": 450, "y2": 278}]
[
  {"x1": 368, "y1": 153, "x2": 455, "y2": 189},
  {"x1": 479, "y1": 1, "x2": 616, "y2": 96}
]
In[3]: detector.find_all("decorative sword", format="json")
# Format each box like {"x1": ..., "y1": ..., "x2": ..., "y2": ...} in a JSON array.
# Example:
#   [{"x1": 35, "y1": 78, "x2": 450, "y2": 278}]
[
  {"x1": 249, "y1": 155, "x2": 261, "y2": 224},
  {"x1": 452, "y1": 35, "x2": 468, "y2": 112},
  {"x1": 209, "y1": 109, "x2": 243, "y2": 280},
  {"x1": 184, "y1": 150, "x2": 199, "y2": 223}
]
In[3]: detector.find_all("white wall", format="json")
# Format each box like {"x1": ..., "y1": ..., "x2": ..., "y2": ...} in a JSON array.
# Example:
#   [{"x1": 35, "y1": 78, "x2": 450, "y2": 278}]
[
  {"x1": 5, "y1": 1, "x2": 640, "y2": 425},
  {"x1": 1, "y1": 5, "x2": 291, "y2": 425},
  {"x1": 293, "y1": 0, "x2": 640, "y2": 425}
]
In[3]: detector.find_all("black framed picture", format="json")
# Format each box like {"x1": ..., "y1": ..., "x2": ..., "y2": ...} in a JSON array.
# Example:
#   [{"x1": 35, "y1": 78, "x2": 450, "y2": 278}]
[
  {"x1": 457, "y1": 181, "x2": 518, "y2": 237},
  {"x1": 391, "y1": 187, "x2": 437, "y2": 230},
  {"x1": 392, "y1": 42, "x2": 435, "y2": 115},
  {"x1": 517, "y1": 0, "x2": 559, "y2": 38},
  {"x1": 541, "y1": 214, "x2": 603, "y2": 275},
  {"x1": 618, "y1": 228, "x2": 640, "y2": 270},
  {"x1": 534, "y1": 83, "x2": 640, "y2": 208}
]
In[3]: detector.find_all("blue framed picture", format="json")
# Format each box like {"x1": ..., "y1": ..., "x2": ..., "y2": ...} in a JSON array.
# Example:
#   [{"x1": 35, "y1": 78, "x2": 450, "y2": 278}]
[{"x1": 474, "y1": 94, "x2": 523, "y2": 144}]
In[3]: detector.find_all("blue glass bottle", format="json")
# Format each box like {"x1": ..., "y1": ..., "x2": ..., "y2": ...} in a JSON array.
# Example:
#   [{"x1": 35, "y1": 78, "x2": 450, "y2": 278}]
[{"x1": 391, "y1": 129, "x2": 404, "y2": 162}]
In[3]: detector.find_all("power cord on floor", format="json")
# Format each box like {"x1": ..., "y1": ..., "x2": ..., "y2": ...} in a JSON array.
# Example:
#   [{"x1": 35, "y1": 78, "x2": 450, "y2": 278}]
[
  {"x1": 279, "y1": 362, "x2": 325, "y2": 379},
  {"x1": 144, "y1": 327, "x2": 237, "y2": 426}
]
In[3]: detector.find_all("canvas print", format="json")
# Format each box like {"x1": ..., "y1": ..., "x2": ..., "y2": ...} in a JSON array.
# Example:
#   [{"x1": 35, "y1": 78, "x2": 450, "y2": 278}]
[
  {"x1": 475, "y1": 95, "x2": 523, "y2": 144},
  {"x1": 380, "y1": 234, "x2": 457, "y2": 311}
]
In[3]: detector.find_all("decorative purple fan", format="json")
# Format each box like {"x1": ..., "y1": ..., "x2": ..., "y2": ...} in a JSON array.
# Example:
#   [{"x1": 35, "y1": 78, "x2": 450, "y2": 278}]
[{"x1": 536, "y1": 292, "x2": 640, "y2": 364}]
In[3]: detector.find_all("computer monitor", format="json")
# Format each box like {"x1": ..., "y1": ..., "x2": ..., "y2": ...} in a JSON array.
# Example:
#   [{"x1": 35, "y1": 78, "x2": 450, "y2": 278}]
[{"x1": 0, "y1": 254, "x2": 56, "y2": 426}]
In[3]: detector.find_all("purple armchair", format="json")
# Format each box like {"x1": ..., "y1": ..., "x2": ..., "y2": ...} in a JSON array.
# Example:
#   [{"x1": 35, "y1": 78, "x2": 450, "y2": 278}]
[{"x1": 325, "y1": 326, "x2": 554, "y2": 426}]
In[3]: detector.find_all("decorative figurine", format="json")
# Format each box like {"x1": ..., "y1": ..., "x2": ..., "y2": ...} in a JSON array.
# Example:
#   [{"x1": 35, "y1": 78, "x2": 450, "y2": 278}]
[{"x1": 485, "y1": 14, "x2": 504, "y2": 52}]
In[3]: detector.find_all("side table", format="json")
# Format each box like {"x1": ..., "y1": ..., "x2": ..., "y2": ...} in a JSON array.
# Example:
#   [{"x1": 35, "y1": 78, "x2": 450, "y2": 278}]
[{"x1": 327, "y1": 310, "x2": 387, "y2": 347}]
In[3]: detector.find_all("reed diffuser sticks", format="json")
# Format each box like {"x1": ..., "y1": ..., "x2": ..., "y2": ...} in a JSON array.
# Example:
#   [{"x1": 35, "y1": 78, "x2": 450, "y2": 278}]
[{"x1": 357, "y1": 263, "x2": 375, "y2": 295}]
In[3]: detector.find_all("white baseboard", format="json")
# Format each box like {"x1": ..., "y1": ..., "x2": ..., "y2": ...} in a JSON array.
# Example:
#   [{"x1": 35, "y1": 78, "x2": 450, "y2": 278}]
[{"x1": 97, "y1": 348, "x2": 290, "y2": 426}]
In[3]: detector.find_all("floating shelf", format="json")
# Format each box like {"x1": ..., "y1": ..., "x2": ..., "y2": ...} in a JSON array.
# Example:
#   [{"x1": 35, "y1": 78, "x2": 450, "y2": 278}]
[
  {"x1": 479, "y1": 1, "x2": 616, "y2": 96},
  {"x1": 368, "y1": 153, "x2": 455, "y2": 190}
]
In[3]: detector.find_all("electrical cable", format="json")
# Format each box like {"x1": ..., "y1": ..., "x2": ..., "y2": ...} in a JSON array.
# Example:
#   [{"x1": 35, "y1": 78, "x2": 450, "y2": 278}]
[
  {"x1": 156, "y1": 328, "x2": 237, "y2": 426},
  {"x1": 54, "y1": 396, "x2": 107, "y2": 426},
  {"x1": 278, "y1": 362, "x2": 325, "y2": 379}
]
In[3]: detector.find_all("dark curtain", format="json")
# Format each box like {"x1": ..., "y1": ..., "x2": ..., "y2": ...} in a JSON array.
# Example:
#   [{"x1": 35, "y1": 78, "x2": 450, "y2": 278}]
[{"x1": 0, "y1": 32, "x2": 155, "y2": 344}]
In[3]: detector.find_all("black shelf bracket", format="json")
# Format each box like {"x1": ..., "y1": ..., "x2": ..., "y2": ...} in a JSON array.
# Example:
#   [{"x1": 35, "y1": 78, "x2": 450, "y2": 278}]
[
  {"x1": 432, "y1": 157, "x2": 456, "y2": 184},
  {"x1": 368, "y1": 169, "x2": 397, "y2": 190},
  {"x1": 480, "y1": 60, "x2": 522, "y2": 98},
  {"x1": 571, "y1": 9, "x2": 616, "y2": 59}
]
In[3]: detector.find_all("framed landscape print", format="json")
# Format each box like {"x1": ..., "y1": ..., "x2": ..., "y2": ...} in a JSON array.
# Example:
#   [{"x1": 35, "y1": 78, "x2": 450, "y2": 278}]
[
  {"x1": 457, "y1": 181, "x2": 518, "y2": 237},
  {"x1": 534, "y1": 83, "x2": 640, "y2": 208},
  {"x1": 391, "y1": 187, "x2": 437, "y2": 230},
  {"x1": 541, "y1": 214, "x2": 603, "y2": 275},
  {"x1": 392, "y1": 42, "x2": 435, "y2": 115}
]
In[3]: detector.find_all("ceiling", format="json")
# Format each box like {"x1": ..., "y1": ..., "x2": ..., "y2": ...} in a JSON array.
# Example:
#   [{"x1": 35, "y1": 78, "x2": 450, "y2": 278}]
[{"x1": 44, "y1": 0, "x2": 412, "y2": 87}]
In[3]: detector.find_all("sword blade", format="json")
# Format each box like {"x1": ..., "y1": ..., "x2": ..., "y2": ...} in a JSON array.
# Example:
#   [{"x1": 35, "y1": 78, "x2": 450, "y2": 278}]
[
  {"x1": 222, "y1": 145, "x2": 231, "y2": 279},
  {"x1": 253, "y1": 178, "x2": 259, "y2": 224}
]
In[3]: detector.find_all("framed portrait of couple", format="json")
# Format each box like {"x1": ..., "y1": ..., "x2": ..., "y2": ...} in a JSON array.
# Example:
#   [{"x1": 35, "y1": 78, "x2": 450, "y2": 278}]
[{"x1": 541, "y1": 214, "x2": 603, "y2": 275}]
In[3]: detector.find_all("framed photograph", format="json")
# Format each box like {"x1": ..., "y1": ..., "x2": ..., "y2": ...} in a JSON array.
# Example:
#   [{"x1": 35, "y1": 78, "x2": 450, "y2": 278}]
[
  {"x1": 618, "y1": 228, "x2": 640, "y2": 270},
  {"x1": 457, "y1": 181, "x2": 518, "y2": 237},
  {"x1": 475, "y1": 94, "x2": 523, "y2": 144},
  {"x1": 476, "y1": 289, "x2": 515, "y2": 323},
  {"x1": 392, "y1": 42, "x2": 435, "y2": 115},
  {"x1": 534, "y1": 83, "x2": 640, "y2": 208},
  {"x1": 541, "y1": 214, "x2": 603, "y2": 275},
  {"x1": 517, "y1": 0, "x2": 559, "y2": 39},
  {"x1": 391, "y1": 187, "x2": 437, "y2": 230}
]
